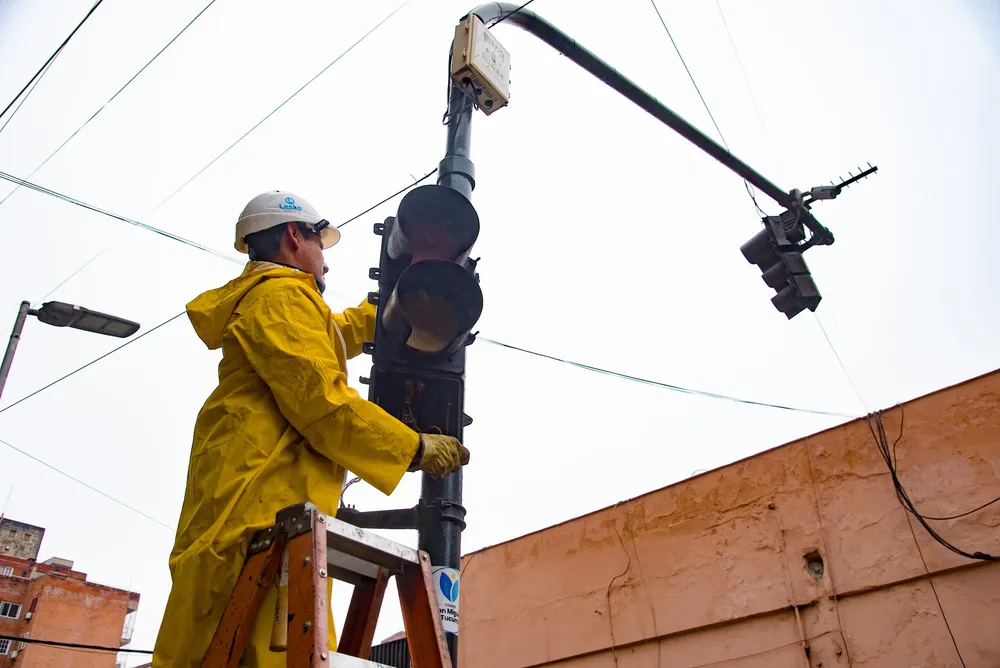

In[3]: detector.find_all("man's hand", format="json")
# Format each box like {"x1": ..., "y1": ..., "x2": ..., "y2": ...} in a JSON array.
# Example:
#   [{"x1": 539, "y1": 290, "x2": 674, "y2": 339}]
[{"x1": 411, "y1": 434, "x2": 470, "y2": 477}]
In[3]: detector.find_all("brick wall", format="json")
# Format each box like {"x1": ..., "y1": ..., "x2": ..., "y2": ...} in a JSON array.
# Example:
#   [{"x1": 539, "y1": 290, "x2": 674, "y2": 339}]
[
  {"x1": 0, "y1": 573, "x2": 133, "y2": 668},
  {"x1": 0, "y1": 571, "x2": 29, "y2": 662}
]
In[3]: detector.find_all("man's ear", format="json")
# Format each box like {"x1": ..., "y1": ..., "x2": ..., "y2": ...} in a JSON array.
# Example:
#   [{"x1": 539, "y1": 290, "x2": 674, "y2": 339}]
[{"x1": 286, "y1": 222, "x2": 302, "y2": 251}]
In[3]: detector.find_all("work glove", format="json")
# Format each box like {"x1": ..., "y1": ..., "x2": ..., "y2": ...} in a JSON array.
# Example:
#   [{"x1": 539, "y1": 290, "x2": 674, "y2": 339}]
[{"x1": 410, "y1": 434, "x2": 470, "y2": 477}]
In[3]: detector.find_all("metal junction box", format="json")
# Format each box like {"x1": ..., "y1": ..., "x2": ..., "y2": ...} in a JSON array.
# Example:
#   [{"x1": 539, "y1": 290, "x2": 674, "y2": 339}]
[{"x1": 450, "y1": 14, "x2": 511, "y2": 115}]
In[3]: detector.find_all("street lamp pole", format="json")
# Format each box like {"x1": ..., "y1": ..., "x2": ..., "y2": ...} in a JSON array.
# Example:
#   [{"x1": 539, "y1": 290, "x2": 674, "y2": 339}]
[
  {"x1": 0, "y1": 301, "x2": 31, "y2": 401},
  {"x1": 0, "y1": 300, "x2": 141, "y2": 402}
]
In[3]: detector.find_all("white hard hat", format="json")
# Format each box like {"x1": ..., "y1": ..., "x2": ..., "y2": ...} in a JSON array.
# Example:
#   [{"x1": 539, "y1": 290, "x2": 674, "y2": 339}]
[{"x1": 235, "y1": 190, "x2": 341, "y2": 253}]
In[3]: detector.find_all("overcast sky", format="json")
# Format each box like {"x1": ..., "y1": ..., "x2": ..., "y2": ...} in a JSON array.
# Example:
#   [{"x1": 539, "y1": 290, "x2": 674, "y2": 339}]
[{"x1": 0, "y1": 0, "x2": 997, "y2": 662}]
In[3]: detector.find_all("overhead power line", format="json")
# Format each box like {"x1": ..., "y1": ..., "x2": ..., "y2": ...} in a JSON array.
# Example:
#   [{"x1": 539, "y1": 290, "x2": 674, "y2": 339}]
[
  {"x1": 648, "y1": 0, "x2": 767, "y2": 217},
  {"x1": 0, "y1": 168, "x2": 444, "y2": 413},
  {"x1": 0, "y1": 320, "x2": 851, "y2": 533},
  {"x1": 337, "y1": 169, "x2": 437, "y2": 229},
  {"x1": 0, "y1": 312, "x2": 186, "y2": 417},
  {"x1": 649, "y1": 0, "x2": 726, "y2": 150},
  {"x1": 147, "y1": 0, "x2": 416, "y2": 216},
  {"x1": 0, "y1": 436, "x2": 174, "y2": 531},
  {"x1": 0, "y1": 52, "x2": 64, "y2": 137},
  {"x1": 480, "y1": 337, "x2": 854, "y2": 418},
  {"x1": 0, "y1": 170, "x2": 242, "y2": 264},
  {"x1": 813, "y1": 313, "x2": 869, "y2": 414},
  {"x1": 33, "y1": 236, "x2": 123, "y2": 305},
  {"x1": 0, "y1": 0, "x2": 219, "y2": 208},
  {"x1": 712, "y1": 0, "x2": 766, "y2": 133},
  {"x1": 0, "y1": 167, "x2": 431, "y2": 302},
  {"x1": 0, "y1": 0, "x2": 104, "y2": 124},
  {"x1": 1, "y1": 310, "x2": 854, "y2": 421}
]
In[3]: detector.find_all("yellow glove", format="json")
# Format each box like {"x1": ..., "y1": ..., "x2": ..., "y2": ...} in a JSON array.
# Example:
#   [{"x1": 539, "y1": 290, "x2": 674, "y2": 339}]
[{"x1": 415, "y1": 434, "x2": 470, "y2": 477}]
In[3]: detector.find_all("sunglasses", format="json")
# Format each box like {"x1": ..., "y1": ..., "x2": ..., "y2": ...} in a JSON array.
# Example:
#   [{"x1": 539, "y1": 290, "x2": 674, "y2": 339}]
[{"x1": 297, "y1": 219, "x2": 330, "y2": 237}]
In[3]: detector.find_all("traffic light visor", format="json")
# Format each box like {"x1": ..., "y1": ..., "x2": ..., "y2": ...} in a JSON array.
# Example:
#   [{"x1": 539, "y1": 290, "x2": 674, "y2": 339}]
[{"x1": 388, "y1": 185, "x2": 480, "y2": 262}]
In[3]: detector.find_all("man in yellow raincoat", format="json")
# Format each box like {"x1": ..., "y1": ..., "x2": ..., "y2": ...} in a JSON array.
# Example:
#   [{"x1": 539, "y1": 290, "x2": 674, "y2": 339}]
[{"x1": 153, "y1": 191, "x2": 468, "y2": 667}]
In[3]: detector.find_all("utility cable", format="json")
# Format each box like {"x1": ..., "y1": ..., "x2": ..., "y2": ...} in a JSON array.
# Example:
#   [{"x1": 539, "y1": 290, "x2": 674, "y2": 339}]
[
  {"x1": 711, "y1": 0, "x2": 766, "y2": 134},
  {"x1": 650, "y1": 0, "x2": 725, "y2": 151},
  {"x1": 648, "y1": 0, "x2": 767, "y2": 217},
  {"x1": 147, "y1": 0, "x2": 415, "y2": 216},
  {"x1": 902, "y1": 507, "x2": 968, "y2": 668},
  {"x1": 0, "y1": 167, "x2": 404, "y2": 301},
  {"x1": 0, "y1": 436, "x2": 174, "y2": 531},
  {"x1": 0, "y1": 170, "x2": 242, "y2": 264},
  {"x1": 480, "y1": 337, "x2": 855, "y2": 418},
  {"x1": 868, "y1": 409, "x2": 998, "y2": 562},
  {"x1": 0, "y1": 0, "x2": 104, "y2": 123},
  {"x1": 0, "y1": 0, "x2": 219, "y2": 208},
  {"x1": 0, "y1": 168, "x2": 418, "y2": 301},
  {"x1": 919, "y1": 495, "x2": 1000, "y2": 521},
  {"x1": 487, "y1": 0, "x2": 537, "y2": 27},
  {"x1": 869, "y1": 409, "x2": 977, "y2": 666},
  {"x1": 813, "y1": 313, "x2": 869, "y2": 414},
  {"x1": 0, "y1": 313, "x2": 186, "y2": 416},
  {"x1": 0, "y1": 633, "x2": 152, "y2": 655},
  {"x1": 337, "y1": 169, "x2": 437, "y2": 229},
  {"x1": 32, "y1": 235, "x2": 126, "y2": 305},
  {"x1": 0, "y1": 52, "x2": 64, "y2": 137}
]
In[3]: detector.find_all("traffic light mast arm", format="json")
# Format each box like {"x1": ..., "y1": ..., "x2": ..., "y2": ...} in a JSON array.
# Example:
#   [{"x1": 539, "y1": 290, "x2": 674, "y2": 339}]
[{"x1": 463, "y1": 2, "x2": 792, "y2": 209}]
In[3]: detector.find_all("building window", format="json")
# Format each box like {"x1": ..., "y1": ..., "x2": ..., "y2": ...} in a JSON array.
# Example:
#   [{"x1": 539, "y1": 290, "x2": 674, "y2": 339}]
[
  {"x1": 0, "y1": 601, "x2": 21, "y2": 619},
  {"x1": 0, "y1": 638, "x2": 9, "y2": 655},
  {"x1": 0, "y1": 565, "x2": 13, "y2": 577}
]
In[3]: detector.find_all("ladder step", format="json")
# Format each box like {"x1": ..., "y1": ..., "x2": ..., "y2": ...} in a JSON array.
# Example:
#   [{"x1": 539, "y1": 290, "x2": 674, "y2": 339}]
[{"x1": 324, "y1": 515, "x2": 420, "y2": 586}]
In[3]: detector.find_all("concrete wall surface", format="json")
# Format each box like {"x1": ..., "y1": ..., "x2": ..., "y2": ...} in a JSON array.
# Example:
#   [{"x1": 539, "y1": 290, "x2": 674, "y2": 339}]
[
  {"x1": 0, "y1": 520, "x2": 44, "y2": 562},
  {"x1": 459, "y1": 370, "x2": 1000, "y2": 668}
]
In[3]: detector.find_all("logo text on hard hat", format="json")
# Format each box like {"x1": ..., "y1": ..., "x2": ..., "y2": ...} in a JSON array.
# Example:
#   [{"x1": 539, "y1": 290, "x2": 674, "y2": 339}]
[{"x1": 279, "y1": 196, "x2": 303, "y2": 212}]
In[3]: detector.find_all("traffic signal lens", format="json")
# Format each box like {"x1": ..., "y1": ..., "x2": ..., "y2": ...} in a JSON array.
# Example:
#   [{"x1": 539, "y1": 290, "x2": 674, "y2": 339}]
[{"x1": 383, "y1": 259, "x2": 484, "y2": 354}]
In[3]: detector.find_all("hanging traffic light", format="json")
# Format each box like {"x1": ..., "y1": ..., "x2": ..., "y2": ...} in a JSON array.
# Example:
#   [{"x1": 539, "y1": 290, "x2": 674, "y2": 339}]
[
  {"x1": 741, "y1": 209, "x2": 822, "y2": 320},
  {"x1": 364, "y1": 184, "x2": 483, "y2": 435}
]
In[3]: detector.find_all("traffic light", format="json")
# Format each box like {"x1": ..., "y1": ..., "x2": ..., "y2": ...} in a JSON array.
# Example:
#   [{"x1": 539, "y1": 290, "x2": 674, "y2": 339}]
[
  {"x1": 364, "y1": 184, "x2": 483, "y2": 436},
  {"x1": 740, "y1": 210, "x2": 821, "y2": 319}
]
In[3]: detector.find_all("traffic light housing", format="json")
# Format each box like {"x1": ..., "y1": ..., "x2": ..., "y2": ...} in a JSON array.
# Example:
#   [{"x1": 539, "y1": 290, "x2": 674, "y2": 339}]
[
  {"x1": 741, "y1": 209, "x2": 821, "y2": 319},
  {"x1": 365, "y1": 184, "x2": 483, "y2": 437}
]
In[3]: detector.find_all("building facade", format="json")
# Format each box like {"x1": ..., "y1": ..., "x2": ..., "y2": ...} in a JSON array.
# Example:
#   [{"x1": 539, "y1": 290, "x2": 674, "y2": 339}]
[
  {"x1": 458, "y1": 370, "x2": 1000, "y2": 667},
  {"x1": 0, "y1": 521, "x2": 139, "y2": 668}
]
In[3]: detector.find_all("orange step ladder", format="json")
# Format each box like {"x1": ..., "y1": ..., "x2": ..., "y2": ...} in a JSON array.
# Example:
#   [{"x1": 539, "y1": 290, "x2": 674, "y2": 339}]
[{"x1": 202, "y1": 502, "x2": 450, "y2": 668}]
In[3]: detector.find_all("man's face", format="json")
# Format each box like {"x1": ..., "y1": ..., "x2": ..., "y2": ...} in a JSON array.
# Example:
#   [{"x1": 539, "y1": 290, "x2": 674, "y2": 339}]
[{"x1": 291, "y1": 224, "x2": 329, "y2": 292}]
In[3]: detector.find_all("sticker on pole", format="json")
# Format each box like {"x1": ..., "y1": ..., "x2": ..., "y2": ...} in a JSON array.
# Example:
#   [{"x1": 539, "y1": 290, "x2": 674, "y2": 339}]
[{"x1": 432, "y1": 566, "x2": 460, "y2": 633}]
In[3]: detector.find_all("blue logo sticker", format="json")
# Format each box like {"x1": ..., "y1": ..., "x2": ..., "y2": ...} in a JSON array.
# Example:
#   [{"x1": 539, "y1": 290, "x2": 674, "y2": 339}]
[
  {"x1": 279, "y1": 196, "x2": 303, "y2": 212},
  {"x1": 439, "y1": 571, "x2": 459, "y2": 603}
]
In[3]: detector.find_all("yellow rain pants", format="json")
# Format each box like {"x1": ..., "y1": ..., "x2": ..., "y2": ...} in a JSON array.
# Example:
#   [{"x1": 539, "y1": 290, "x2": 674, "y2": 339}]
[{"x1": 152, "y1": 262, "x2": 420, "y2": 667}]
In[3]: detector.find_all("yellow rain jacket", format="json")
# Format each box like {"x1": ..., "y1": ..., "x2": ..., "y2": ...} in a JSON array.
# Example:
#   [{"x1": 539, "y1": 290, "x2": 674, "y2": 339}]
[{"x1": 153, "y1": 262, "x2": 420, "y2": 668}]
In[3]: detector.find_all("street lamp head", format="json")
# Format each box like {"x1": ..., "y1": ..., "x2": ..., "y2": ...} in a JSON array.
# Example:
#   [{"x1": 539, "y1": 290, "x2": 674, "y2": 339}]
[{"x1": 32, "y1": 302, "x2": 140, "y2": 338}]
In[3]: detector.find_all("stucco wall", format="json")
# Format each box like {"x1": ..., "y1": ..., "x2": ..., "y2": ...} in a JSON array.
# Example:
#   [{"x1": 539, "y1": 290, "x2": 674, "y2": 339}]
[{"x1": 459, "y1": 370, "x2": 1000, "y2": 667}]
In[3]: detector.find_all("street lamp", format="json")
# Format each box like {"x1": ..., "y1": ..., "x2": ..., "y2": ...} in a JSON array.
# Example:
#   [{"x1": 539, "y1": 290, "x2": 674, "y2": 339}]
[{"x1": 0, "y1": 300, "x2": 141, "y2": 400}]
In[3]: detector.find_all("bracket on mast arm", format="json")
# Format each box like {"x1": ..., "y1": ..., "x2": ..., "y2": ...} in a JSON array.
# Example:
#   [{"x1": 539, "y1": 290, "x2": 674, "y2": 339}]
[{"x1": 337, "y1": 498, "x2": 468, "y2": 532}]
